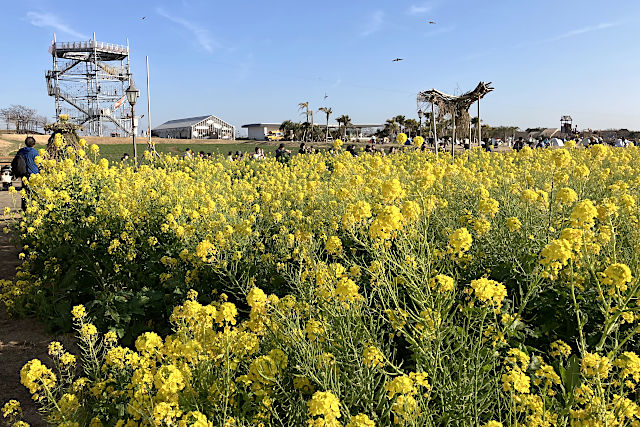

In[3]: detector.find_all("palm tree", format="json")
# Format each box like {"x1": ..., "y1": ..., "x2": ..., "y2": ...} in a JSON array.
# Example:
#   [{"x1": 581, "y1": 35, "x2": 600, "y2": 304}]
[
  {"x1": 404, "y1": 119, "x2": 419, "y2": 138},
  {"x1": 393, "y1": 115, "x2": 406, "y2": 135},
  {"x1": 336, "y1": 115, "x2": 345, "y2": 139},
  {"x1": 309, "y1": 109, "x2": 314, "y2": 142},
  {"x1": 280, "y1": 120, "x2": 296, "y2": 141},
  {"x1": 384, "y1": 118, "x2": 400, "y2": 138},
  {"x1": 298, "y1": 102, "x2": 310, "y2": 142},
  {"x1": 344, "y1": 115, "x2": 352, "y2": 140},
  {"x1": 318, "y1": 107, "x2": 333, "y2": 142},
  {"x1": 336, "y1": 114, "x2": 351, "y2": 140}
]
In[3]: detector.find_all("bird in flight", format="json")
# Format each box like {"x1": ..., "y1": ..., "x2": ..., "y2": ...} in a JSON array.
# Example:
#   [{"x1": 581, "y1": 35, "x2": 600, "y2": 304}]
[
  {"x1": 324, "y1": 93, "x2": 328, "y2": 100},
  {"x1": 141, "y1": 16, "x2": 146, "y2": 20},
  {"x1": 392, "y1": 58, "x2": 404, "y2": 62},
  {"x1": 428, "y1": 21, "x2": 436, "y2": 24}
]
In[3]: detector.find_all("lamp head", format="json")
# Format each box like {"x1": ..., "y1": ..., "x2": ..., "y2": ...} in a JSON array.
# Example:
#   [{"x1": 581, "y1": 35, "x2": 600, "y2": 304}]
[{"x1": 126, "y1": 82, "x2": 139, "y2": 106}]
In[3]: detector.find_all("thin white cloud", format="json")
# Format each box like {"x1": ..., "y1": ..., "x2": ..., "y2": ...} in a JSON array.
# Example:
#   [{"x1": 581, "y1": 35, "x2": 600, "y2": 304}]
[
  {"x1": 26, "y1": 11, "x2": 88, "y2": 39},
  {"x1": 550, "y1": 22, "x2": 620, "y2": 42},
  {"x1": 360, "y1": 10, "x2": 384, "y2": 37},
  {"x1": 156, "y1": 7, "x2": 217, "y2": 53},
  {"x1": 516, "y1": 21, "x2": 622, "y2": 48},
  {"x1": 408, "y1": 2, "x2": 434, "y2": 16}
]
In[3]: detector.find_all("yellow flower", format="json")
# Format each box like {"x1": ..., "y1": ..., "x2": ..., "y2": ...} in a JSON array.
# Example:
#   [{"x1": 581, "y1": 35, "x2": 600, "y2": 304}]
[
  {"x1": 506, "y1": 348, "x2": 530, "y2": 371},
  {"x1": 363, "y1": 344, "x2": 384, "y2": 368},
  {"x1": 396, "y1": 133, "x2": 408, "y2": 144},
  {"x1": 71, "y1": 304, "x2": 87, "y2": 320},
  {"x1": 346, "y1": 414, "x2": 375, "y2": 427},
  {"x1": 1, "y1": 400, "x2": 22, "y2": 419},
  {"x1": 448, "y1": 227, "x2": 473, "y2": 255},
  {"x1": 556, "y1": 187, "x2": 578, "y2": 205},
  {"x1": 325, "y1": 236, "x2": 342, "y2": 255},
  {"x1": 429, "y1": 274, "x2": 455, "y2": 292},
  {"x1": 550, "y1": 340, "x2": 571, "y2": 358},
  {"x1": 20, "y1": 359, "x2": 57, "y2": 395},
  {"x1": 48, "y1": 341, "x2": 64, "y2": 357},
  {"x1": 135, "y1": 331, "x2": 163, "y2": 354},
  {"x1": 381, "y1": 178, "x2": 405, "y2": 202},
  {"x1": 470, "y1": 278, "x2": 507, "y2": 308},
  {"x1": 601, "y1": 263, "x2": 633, "y2": 293},
  {"x1": 305, "y1": 319, "x2": 325, "y2": 341},
  {"x1": 333, "y1": 139, "x2": 343, "y2": 150},
  {"x1": 60, "y1": 352, "x2": 77, "y2": 366},
  {"x1": 153, "y1": 402, "x2": 182, "y2": 425},
  {"x1": 506, "y1": 217, "x2": 522, "y2": 232},
  {"x1": 154, "y1": 365, "x2": 186, "y2": 397},
  {"x1": 385, "y1": 375, "x2": 415, "y2": 399},
  {"x1": 247, "y1": 287, "x2": 268, "y2": 310},
  {"x1": 501, "y1": 367, "x2": 530, "y2": 394},
  {"x1": 401, "y1": 200, "x2": 421, "y2": 223},
  {"x1": 179, "y1": 411, "x2": 211, "y2": 427},
  {"x1": 581, "y1": 353, "x2": 611, "y2": 378},
  {"x1": 478, "y1": 198, "x2": 499, "y2": 217},
  {"x1": 540, "y1": 238, "x2": 572, "y2": 276},
  {"x1": 308, "y1": 391, "x2": 341, "y2": 420},
  {"x1": 57, "y1": 393, "x2": 80, "y2": 415},
  {"x1": 215, "y1": 302, "x2": 238, "y2": 325},
  {"x1": 104, "y1": 331, "x2": 118, "y2": 347},
  {"x1": 369, "y1": 205, "x2": 403, "y2": 240},
  {"x1": 613, "y1": 352, "x2": 640, "y2": 383},
  {"x1": 80, "y1": 323, "x2": 98, "y2": 339},
  {"x1": 570, "y1": 199, "x2": 598, "y2": 229}
]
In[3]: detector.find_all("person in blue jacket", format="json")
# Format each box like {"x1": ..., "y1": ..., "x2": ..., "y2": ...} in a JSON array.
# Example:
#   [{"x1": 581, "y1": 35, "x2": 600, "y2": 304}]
[{"x1": 17, "y1": 136, "x2": 39, "y2": 210}]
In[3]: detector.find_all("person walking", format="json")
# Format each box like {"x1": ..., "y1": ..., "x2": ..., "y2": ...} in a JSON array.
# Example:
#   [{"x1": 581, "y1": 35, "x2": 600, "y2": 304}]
[{"x1": 14, "y1": 136, "x2": 40, "y2": 211}]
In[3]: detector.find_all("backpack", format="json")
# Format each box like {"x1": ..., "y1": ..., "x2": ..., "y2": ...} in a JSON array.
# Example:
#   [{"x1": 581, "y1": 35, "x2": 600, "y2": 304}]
[{"x1": 11, "y1": 152, "x2": 27, "y2": 178}]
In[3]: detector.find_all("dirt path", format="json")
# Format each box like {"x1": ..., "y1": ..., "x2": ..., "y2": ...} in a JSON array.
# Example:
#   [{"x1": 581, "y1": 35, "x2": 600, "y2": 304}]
[{"x1": 0, "y1": 186, "x2": 71, "y2": 427}]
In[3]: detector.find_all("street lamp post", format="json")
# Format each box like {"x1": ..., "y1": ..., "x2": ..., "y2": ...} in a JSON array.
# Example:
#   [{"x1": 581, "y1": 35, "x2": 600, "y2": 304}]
[
  {"x1": 126, "y1": 81, "x2": 140, "y2": 165},
  {"x1": 417, "y1": 109, "x2": 423, "y2": 137}
]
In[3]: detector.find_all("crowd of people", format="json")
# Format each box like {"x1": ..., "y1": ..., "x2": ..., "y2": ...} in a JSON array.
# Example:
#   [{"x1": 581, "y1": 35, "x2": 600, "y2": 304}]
[{"x1": 114, "y1": 134, "x2": 640, "y2": 166}]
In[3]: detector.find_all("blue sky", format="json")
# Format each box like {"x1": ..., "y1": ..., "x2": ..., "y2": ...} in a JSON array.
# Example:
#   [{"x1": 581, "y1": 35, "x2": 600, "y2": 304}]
[{"x1": 1, "y1": 0, "x2": 639, "y2": 134}]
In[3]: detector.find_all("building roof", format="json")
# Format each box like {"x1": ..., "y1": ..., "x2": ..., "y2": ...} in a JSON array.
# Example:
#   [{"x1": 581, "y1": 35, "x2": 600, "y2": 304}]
[
  {"x1": 242, "y1": 123, "x2": 282, "y2": 128},
  {"x1": 527, "y1": 128, "x2": 559, "y2": 139},
  {"x1": 242, "y1": 123, "x2": 383, "y2": 129},
  {"x1": 153, "y1": 116, "x2": 213, "y2": 131}
]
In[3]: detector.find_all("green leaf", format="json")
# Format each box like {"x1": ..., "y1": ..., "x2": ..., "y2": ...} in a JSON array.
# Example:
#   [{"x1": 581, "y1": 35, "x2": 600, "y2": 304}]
[{"x1": 562, "y1": 355, "x2": 581, "y2": 394}]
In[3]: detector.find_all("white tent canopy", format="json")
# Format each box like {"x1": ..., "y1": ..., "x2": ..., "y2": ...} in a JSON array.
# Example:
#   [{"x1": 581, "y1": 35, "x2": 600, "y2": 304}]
[{"x1": 550, "y1": 138, "x2": 564, "y2": 147}]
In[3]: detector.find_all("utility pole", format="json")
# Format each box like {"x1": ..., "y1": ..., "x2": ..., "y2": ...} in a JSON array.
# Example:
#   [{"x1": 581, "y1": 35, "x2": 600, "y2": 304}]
[
  {"x1": 477, "y1": 96, "x2": 481, "y2": 145},
  {"x1": 432, "y1": 102, "x2": 438, "y2": 155},
  {"x1": 451, "y1": 110, "x2": 456, "y2": 163}
]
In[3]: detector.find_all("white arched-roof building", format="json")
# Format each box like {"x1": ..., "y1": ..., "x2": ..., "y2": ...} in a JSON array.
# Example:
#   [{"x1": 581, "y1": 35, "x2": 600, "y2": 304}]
[{"x1": 152, "y1": 115, "x2": 235, "y2": 140}]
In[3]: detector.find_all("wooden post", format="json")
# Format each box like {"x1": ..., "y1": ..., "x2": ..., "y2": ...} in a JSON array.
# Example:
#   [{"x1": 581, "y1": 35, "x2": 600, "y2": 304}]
[
  {"x1": 432, "y1": 102, "x2": 438, "y2": 155},
  {"x1": 146, "y1": 56, "x2": 152, "y2": 146},
  {"x1": 451, "y1": 109, "x2": 456, "y2": 163}
]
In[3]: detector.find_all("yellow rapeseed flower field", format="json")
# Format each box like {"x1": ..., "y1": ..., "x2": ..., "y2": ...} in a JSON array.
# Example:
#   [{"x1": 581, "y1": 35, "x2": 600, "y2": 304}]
[{"x1": 2, "y1": 143, "x2": 640, "y2": 425}]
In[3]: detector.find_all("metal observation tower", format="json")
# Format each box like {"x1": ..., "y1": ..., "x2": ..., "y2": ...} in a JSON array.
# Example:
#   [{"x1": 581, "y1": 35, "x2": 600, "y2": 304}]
[{"x1": 46, "y1": 33, "x2": 134, "y2": 137}]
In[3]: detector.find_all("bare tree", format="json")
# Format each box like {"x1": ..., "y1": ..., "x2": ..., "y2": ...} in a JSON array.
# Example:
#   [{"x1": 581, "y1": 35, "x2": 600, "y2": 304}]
[
  {"x1": 0, "y1": 105, "x2": 38, "y2": 133},
  {"x1": 35, "y1": 115, "x2": 49, "y2": 133}
]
